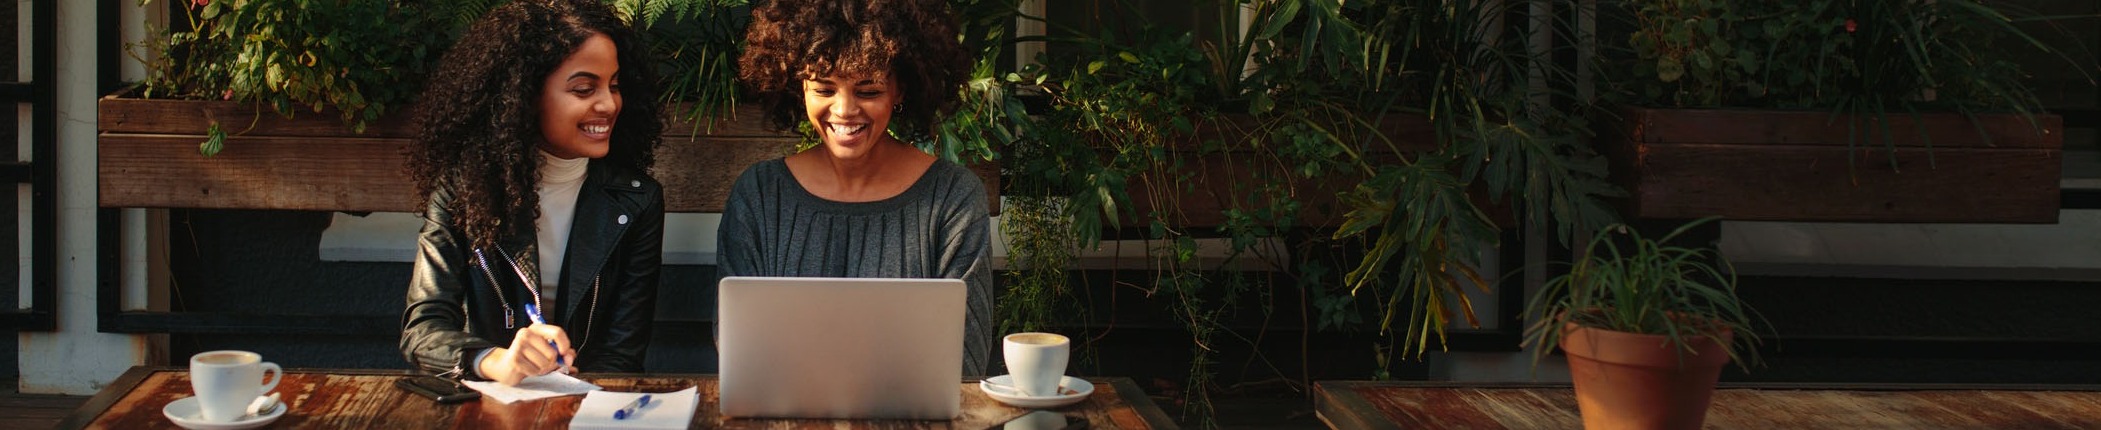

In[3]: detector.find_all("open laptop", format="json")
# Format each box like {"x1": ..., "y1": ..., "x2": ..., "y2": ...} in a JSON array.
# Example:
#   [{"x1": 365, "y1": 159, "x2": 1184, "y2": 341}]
[{"x1": 715, "y1": 276, "x2": 967, "y2": 420}]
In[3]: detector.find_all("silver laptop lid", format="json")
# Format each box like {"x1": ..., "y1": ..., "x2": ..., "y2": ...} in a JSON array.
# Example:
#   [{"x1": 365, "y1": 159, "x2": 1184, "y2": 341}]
[{"x1": 716, "y1": 276, "x2": 967, "y2": 420}]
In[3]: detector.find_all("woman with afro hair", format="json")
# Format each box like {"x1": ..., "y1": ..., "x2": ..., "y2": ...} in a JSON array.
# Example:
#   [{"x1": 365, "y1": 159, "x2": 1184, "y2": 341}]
[
  {"x1": 720, "y1": 0, "x2": 994, "y2": 375},
  {"x1": 401, "y1": 0, "x2": 666, "y2": 386}
]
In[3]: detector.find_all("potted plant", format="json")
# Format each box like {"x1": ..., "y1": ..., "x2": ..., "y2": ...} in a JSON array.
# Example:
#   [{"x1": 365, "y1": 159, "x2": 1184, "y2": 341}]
[
  {"x1": 1599, "y1": 0, "x2": 2072, "y2": 223},
  {"x1": 1521, "y1": 217, "x2": 1762, "y2": 430}
]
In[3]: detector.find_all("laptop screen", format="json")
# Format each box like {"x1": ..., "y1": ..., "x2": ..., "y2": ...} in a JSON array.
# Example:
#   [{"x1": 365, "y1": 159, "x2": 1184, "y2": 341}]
[{"x1": 715, "y1": 276, "x2": 967, "y2": 420}]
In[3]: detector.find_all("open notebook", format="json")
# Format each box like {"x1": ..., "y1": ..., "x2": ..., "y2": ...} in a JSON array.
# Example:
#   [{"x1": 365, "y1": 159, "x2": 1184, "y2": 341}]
[{"x1": 569, "y1": 387, "x2": 699, "y2": 430}]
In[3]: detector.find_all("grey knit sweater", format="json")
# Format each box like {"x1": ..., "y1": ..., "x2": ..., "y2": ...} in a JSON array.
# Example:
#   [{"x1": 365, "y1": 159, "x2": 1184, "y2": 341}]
[{"x1": 715, "y1": 158, "x2": 995, "y2": 376}]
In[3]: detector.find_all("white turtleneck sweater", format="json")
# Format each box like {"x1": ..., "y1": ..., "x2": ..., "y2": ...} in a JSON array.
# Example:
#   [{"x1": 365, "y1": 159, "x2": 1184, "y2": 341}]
[{"x1": 535, "y1": 149, "x2": 589, "y2": 304}]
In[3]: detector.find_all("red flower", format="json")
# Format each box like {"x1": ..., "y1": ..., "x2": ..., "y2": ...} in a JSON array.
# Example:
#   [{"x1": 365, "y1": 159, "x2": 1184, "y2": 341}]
[
  {"x1": 1844, "y1": 18, "x2": 1857, "y2": 33},
  {"x1": 221, "y1": 89, "x2": 233, "y2": 100},
  {"x1": 194, "y1": 0, "x2": 208, "y2": 6}
]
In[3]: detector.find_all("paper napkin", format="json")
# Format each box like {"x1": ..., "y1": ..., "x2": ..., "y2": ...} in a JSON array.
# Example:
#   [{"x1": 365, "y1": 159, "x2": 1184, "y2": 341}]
[{"x1": 459, "y1": 372, "x2": 602, "y2": 404}]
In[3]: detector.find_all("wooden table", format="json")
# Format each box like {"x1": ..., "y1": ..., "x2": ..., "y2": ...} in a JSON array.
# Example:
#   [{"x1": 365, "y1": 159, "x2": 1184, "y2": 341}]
[
  {"x1": 1315, "y1": 381, "x2": 2101, "y2": 429},
  {"x1": 60, "y1": 367, "x2": 1177, "y2": 429}
]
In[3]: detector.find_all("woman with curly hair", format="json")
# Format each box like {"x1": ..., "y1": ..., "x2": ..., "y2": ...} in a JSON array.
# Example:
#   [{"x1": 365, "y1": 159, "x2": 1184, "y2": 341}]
[
  {"x1": 720, "y1": 0, "x2": 992, "y2": 375},
  {"x1": 400, "y1": 0, "x2": 665, "y2": 386}
]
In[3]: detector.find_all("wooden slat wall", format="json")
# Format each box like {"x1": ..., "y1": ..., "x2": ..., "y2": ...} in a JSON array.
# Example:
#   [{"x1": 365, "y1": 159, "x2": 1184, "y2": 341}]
[
  {"x1": 1627, "y1": 107, "x2": 2060, "y2": 148},
  {"x1": 97, "y1": 96, "x2": 999, "y2": 214},
  {"x1": 1606, "y1": 107, "x2": 2063, "y2": 223},
  {"x1": 1106, "y1": 112, "x2": 1518, "y2": 229}
]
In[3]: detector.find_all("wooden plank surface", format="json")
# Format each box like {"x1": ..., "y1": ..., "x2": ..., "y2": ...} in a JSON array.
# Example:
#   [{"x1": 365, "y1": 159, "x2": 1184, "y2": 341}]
[
  {"x1": 1625, "y1": 107, "x2": 2062, "y2": 149},
  {"x1": 64, "y1": 367, "x2": 1174, "y2": 429},
  {"x1": 1603, "y1": 107, "x2": 2064, "y2": 223},
  {"x1": 99, "y1": 96, "x2": 1000, "y2": 215},
  {"x1": 1622, "y1": 143, "x2": 2060, "y2": 223},
  {"x1": 98, "y1": 134, "x2": 1001, "y2": 214},
  {"x1": 96, "y1": 95, "x2": 781, "y2": 139},
  {"x1": 1108, "y1": 112, "x2": 1438, "y2": 229},
  {"x1": 1315, "y1": 381, "x2": 2101, "y2": 429},
  {"x1": 1117, "y1": 153, "x2": 1515, "y2": 229},
  {"x1": 0, "y1": 392, "x2": 86, "y2": 430},
  {"x1": 98, "y1": 135, "x2": 421, "y2": 213},
  {"x1": 97, "y1": 95, "x2": 415, "y2": 138}
]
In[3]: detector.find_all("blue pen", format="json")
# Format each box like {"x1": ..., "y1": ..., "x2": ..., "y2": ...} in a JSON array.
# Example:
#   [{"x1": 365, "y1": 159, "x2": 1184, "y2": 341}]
[
  {"x1": 521, "y1": 303, "x2": 565, "y2": 366},
  {"x1": 613, "y1": 394, "x2": 652, "y2": 420}
]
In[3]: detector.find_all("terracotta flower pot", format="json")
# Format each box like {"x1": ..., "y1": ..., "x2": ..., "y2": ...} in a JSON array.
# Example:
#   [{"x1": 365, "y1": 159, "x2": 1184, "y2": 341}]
[{"x1": 1561, "y1": 323, "x2": 1734, "y2": 430}]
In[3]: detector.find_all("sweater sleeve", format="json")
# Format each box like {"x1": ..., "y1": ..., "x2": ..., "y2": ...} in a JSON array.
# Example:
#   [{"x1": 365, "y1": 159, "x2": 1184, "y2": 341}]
[
  {"x1": 716, "y1": 163, "x2": 767, "y2": 282},
  {"x1": 938, "y1": 165, "x2": 997, "y2": 376}
]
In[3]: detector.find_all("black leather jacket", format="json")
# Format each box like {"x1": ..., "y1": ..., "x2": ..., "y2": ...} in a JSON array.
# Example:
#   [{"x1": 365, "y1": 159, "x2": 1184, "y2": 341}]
[{"x1": 400, "y1": 160, "x2": 663, "y2": 379}]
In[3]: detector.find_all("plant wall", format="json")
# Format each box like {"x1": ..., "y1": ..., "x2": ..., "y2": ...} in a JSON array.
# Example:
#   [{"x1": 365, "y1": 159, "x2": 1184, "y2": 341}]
[{"x1": 131, "y1": 0, "x2": 1636, "y2": 426}]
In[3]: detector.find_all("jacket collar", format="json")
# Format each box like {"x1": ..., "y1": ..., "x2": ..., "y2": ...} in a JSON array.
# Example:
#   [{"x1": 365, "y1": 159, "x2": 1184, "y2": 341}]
[{"x1": 487, "y1": 160, "x2": 649, "y2": 324}]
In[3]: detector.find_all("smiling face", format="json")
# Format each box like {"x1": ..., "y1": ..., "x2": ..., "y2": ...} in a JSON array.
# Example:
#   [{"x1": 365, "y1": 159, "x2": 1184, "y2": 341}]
[
  {"x1": 802, "y1": 72, "x2": 901, "y2": 161},
  {"x1": 537, "y1": 33, "x2": 622, "y2": 159}
]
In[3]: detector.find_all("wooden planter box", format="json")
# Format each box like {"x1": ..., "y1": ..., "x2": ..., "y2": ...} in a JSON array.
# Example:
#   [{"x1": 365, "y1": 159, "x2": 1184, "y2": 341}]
[
  {"x1": 1110, "y1": 112, "x2": 1512, "y2": 230},
  {"x1": 1603, "y1": 107, "x2": 2062, "y2": 223},
  {"x1": 96, "y1": 94, "x2": 998, "y2": 214}
]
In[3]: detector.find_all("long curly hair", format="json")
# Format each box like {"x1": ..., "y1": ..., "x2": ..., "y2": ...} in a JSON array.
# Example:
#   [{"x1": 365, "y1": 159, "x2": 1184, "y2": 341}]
[
  {"x1": 737, "y1": 0, "x2": 970, "y2": 140},
  {"x1": 408, "y1": 0, "x2": 663, "y2": 252}
]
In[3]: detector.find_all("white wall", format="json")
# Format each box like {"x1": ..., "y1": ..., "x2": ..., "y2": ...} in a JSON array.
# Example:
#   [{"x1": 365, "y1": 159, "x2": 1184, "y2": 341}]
[
  {"x1": 318, "y1": 200, "x2": 1282, "y2": 271},
  {"x1": 19, "y1": 0, "x2": 152, "y2": 395},
  {"x1": 1724, "y1": 212, "x2": 2101, "y2": 281}
]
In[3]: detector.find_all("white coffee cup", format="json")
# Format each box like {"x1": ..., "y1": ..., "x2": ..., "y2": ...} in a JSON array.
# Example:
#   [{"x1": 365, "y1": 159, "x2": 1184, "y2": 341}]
[
  {"x1": 1002, "y1": 332, "x2": 1070, "y2": 397},
  {"x1": 190, "y1": 350, "x2": 281, "y2": 423}
]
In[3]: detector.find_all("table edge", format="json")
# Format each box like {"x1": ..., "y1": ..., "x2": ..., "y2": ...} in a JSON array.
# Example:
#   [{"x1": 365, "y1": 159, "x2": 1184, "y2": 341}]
[
  {"x1": 1312, "y1": 380, "x2": 1404, "y2": 430},
  {"x1": 57, "y1": 365, "x2": 157, "y2": 430},
  {"x1": 1312, "y1": 380, "x2": 2101, "y2": 392},
  {"x1": 54, "y1": 368, "x2": 1178, "y2": 430},
  {"x1": 1102, "y1": 377, "x2": 1177, "y2": 429}
]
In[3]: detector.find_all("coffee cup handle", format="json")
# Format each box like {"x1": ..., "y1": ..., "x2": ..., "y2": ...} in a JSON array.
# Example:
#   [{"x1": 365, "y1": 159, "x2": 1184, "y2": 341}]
[{"x1": 256, "y1": 362, "x2": 281, "y2": 395}]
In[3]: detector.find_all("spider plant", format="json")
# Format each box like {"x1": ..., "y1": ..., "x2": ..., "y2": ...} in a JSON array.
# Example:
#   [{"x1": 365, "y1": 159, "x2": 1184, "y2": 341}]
[{"x1": 1521, "y1": 218, "x2": 1763, "y2": 368}]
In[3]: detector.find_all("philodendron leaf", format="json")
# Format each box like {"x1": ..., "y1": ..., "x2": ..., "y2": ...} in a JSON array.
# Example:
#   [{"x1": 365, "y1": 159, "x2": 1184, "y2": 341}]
[
  {"x1": 1656, "y1": 57, "x2": 1686, "y2": 82},
  {"x1": 200, "y1": 122, "x2": 226, "y2": 157},
  {"x1": 1249, "y1": 91, "x2": 1274, "y2": 115}
]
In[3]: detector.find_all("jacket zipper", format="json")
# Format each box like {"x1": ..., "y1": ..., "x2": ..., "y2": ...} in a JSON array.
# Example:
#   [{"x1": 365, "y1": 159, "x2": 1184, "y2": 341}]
[
  {"x1": 478, "y1": 209, "x2": 631, "y2": 362},
  {"x1": 573, "y1": 216, "x2": 627, "y2": 358},
  {"x1": 496, "y1": 234, "x2": 618, "y2": 359},
  {"x1": 493, "y1": 247, "x2": 543, "y2": 313},
  {"x1": 472, "y1": 249, "x2": 515, "y2": 329},
  {"x1": 579, "y1": 275, "x2": 602, "y2": 353}
]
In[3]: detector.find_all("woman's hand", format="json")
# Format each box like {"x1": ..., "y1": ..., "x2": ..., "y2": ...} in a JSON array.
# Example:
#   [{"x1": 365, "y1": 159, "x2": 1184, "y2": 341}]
[{"x1": 476, "y1": 323, "x2": 577, "y2": 385}]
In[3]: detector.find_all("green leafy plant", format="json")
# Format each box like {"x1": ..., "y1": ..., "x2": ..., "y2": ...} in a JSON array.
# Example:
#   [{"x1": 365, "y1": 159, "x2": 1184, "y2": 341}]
[
  {"x1": 1520, "y1": 218, "x2": 1763, "y2": 367},
  {"x1": 1619, "y1": 0, "x2": 2067, "y2": 113},
  {"x1": 1338, "y1": 0, "x2": 1621, "y2": 363},
  {"x1": 1609, "y1": 0, "x2": 2087, "y2": 169},
  {"x1": 613, "y1": 0, "x2": 750, "y2": 132},
  {"x1": 961, "y1": 1, "x2": 1622, "y2": 425},
  {"x1": 132, "y1": 0, "x2": 465, "y2": 141},
  {"x1": 128, "y1": 0, "x2": 750, "y2": 155}
]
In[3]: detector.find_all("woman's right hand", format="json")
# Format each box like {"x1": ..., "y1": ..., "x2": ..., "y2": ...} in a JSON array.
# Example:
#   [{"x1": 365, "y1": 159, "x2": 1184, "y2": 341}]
[{"x1": 476, "y1": 323, "x2": 576, "y2": 385}]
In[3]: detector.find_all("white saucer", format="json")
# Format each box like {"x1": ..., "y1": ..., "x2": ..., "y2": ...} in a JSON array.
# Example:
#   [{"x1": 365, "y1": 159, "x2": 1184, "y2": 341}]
[
  {"x1": 980, "y1": 375, "x2": 1094, "y2": 409},
  {"x1": 163, "y1": 396, "x2": 286, "y2": 430}
]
